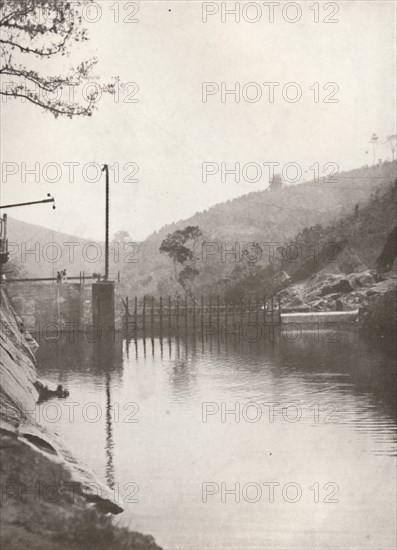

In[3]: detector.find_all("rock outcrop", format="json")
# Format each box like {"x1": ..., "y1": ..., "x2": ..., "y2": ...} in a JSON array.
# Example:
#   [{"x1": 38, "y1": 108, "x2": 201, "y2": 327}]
[{"x1": 279, "y1": 269, "x2": 397, "y2": 341}]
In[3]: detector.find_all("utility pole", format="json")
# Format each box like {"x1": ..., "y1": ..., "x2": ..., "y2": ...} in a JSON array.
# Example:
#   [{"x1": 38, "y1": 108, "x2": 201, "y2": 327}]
[
  {"x1": 92, "y1": 165, "x2": 115, "y2": 337},
  {"x1": 102, "y1": 164, "x2": 110, "y2": 281}
]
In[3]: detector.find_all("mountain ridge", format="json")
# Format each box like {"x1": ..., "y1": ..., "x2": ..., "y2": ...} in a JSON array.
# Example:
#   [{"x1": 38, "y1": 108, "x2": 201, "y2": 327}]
[{"x1": 3, "y1": 161, "x2": 396, "y2": 287}]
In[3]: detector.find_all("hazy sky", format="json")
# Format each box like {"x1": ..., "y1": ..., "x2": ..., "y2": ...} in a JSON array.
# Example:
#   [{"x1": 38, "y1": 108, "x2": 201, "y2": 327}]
[{"x1": 1, "y1": 0, "x2": 396, "y2": 240}]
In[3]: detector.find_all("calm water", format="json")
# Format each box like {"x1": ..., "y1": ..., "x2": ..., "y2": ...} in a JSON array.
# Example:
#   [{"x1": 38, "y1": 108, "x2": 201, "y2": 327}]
[{"x1": 35, "y1": 329, "x2": 396, "y2": 550}]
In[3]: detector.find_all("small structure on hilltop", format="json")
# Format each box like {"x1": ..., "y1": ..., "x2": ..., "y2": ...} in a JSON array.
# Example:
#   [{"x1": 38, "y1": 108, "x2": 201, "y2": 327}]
[{"x1": 268, "y1": 173, "x2": 284, "y2": 192}]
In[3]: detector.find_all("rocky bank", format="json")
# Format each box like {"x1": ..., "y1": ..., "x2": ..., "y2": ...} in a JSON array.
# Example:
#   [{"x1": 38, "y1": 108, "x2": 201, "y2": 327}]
[
  {"x1": 279, "y1": 267, "x2": 397, "y2": 342},
  {"x1": 0, "y1": 287, "x2": 162, "y2": 550}
]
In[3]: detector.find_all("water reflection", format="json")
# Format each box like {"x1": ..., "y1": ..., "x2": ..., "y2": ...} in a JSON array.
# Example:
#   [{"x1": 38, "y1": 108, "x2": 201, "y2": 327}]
[
  {"x1": 35, "y1": 330, "x2": 396, "y2": 549},
  {"x1": 92, "y1": 336, "x2": 117, "y2": 490},
  {"x1": 36, "y1": 332, "x2": 123, "y2": 488},
  {"x1": 120, "y1": 330, "x2": 396, "y2": 438}
]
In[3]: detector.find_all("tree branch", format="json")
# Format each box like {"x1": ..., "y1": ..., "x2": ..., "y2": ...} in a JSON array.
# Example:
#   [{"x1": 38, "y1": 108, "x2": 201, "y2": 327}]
[
  {"x1": 0, "y1": 5, "x2": 35, "y2": 26},
  {"x1": 0, "y1": 0, "x2": 111, "y2": 118},
  {"x1": 0, "y1": 33, "x2": 70, "y2": 56},
  {"x1": 1, "y1": 68, "x2": 66, "y2": 91},
  {"x1": 0, "y1": 90, "x2": 94, "y2": 117}
]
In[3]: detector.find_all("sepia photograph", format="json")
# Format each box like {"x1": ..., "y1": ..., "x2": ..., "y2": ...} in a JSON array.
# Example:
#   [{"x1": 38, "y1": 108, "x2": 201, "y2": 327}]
[{"x1": 0, "y1": 1, "x2": 396, "y2": 549}]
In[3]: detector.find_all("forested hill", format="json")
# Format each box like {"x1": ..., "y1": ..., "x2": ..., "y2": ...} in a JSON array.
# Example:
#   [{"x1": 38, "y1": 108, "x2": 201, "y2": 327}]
[
  {"x1": 4, "y1": 161, "x2": 395, "y2": 287},
  {"x1": 123, "y1": 161, "x2": 396, "y2": 296}
]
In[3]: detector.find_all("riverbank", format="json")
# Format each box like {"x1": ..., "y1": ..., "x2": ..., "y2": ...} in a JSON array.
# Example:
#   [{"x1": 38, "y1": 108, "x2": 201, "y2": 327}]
[
  {"x1": 279, "y1": 269, "x2": 396, "y2": 344},
  {"x1": 0, "y1": 287, "x2": 162, "y2": 550},
  {"x1": 0, "y1": 429, "x2": 161, "y2": 550}
]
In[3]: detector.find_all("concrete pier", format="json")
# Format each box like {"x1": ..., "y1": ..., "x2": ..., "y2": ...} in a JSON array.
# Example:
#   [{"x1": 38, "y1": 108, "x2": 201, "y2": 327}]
[
  {"x1": 6, "y1": 282, "x2": 88, "y2": 331},
  {"x1": 92, "y1": 281, "x2": 115, "y2": 334}
]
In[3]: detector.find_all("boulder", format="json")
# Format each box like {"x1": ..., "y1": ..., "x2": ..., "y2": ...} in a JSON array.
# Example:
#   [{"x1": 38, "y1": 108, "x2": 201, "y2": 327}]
[
  {"x1": 366, "y1": 289, "x2": 378, "y2": 297},
  {"x1": 328, "y1": 293, "x2": 342, "y2": 300},
  {"x1": 353, "y1": 271, "x2": 376, "y2": 287},
  {"x1": 338, "y1": 252, "x2": 367, "y2": 273},
  {"x1": 286, "y1": 295, "x2": 303, "y2": 308},
  {"x1": 315, "y1": 263, "x2": 342, "y2": 277},
  {"x1": 308, "y1": 272, "x2": 340, "y2": 287},
  {"x1": 320, "y1": 278, "x2": 353, "y2": 295},
  {"x1": 310, "y1": 299, "x2": 328, "y2": 311}
]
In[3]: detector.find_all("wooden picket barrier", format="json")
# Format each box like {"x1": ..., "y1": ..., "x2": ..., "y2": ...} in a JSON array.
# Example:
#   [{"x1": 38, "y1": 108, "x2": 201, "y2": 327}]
[{"x1": 121, "y1": 294, "x2": 281, "y2": 335}]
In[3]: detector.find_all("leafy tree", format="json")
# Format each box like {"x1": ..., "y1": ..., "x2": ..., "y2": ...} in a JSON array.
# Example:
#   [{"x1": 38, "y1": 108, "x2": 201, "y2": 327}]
[
  {"x1": 177, "y1": 265, "x2": 199, "y2": 297},
  {"x1": 0, "y1": 0, "x2": 116, "y2": 117},
  {"x1": 225, "y1": 262, "x2": 276, "y2": 302},
  {"x1": 241, "y1": 242, "x2": 263, "y2": 275},
  {"x1": 159, "y1": 225, "x2": 202, "y2": 295},
  {"x1": 111, "y1": 230, "x2": 131, "y2": 246}
]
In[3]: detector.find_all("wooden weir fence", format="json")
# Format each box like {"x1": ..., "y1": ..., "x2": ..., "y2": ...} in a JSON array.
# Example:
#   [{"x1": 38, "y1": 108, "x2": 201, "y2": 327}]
[{"x1": 121, "y1": 295, "x2": 281, "y2": 334}]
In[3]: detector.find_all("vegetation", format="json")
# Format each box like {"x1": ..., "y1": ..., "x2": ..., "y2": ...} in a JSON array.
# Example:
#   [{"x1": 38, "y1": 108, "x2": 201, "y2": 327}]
[
  {"x1": 121, "y1": 161, "x2": 396, "y2": 298},
  {"x1": 159, "y1": 226, "x2": 202, "y2": 296},
  {"x1": 236, "y1": 177, "x2": 397, "y2": 294},
  {"x1": 5, "y1": 162, "x2": 396, "y2": 294},
  {"x1": 0, "y1": 0, "x2": 116, "y2": 117},
  {"x1": 376, "y1": 227, "x2": 397, "y2": 272}
]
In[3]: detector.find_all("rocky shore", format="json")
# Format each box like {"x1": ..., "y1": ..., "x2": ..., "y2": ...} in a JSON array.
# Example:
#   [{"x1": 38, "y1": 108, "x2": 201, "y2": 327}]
[
  {"x1": 0, "y1": 287, "x2": 162, "y2": 550},
  {"x1": 279, "y1": 268, "x2": 397, "y2": 342},
  {"x1": 0, "y1": 430, "x2": 161, "y2": 550}
]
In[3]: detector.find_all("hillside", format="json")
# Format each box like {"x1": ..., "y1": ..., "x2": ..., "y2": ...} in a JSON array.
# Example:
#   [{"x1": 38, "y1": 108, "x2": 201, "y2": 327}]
[
  {"x1": 275, "y1": 180, "x2": 396, "y2": 342},
  {"x1": 3, "y1": 161, "x2": 396, "y2": 289},
  {"x1": 122, "y1": 161, "x2": 397, "y2": 297},
  {"x1": 3, "y1": 217, "x2": 105, "y2": 279},
  {"x1": 278, "y1": 178, "x2": 397, "y2": 285}
]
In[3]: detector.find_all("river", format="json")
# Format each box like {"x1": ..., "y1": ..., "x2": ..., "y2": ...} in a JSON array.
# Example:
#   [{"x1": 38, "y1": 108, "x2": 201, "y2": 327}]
[{"x1": 35, "y1": 328, "x2": 396, "y2": 550}]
